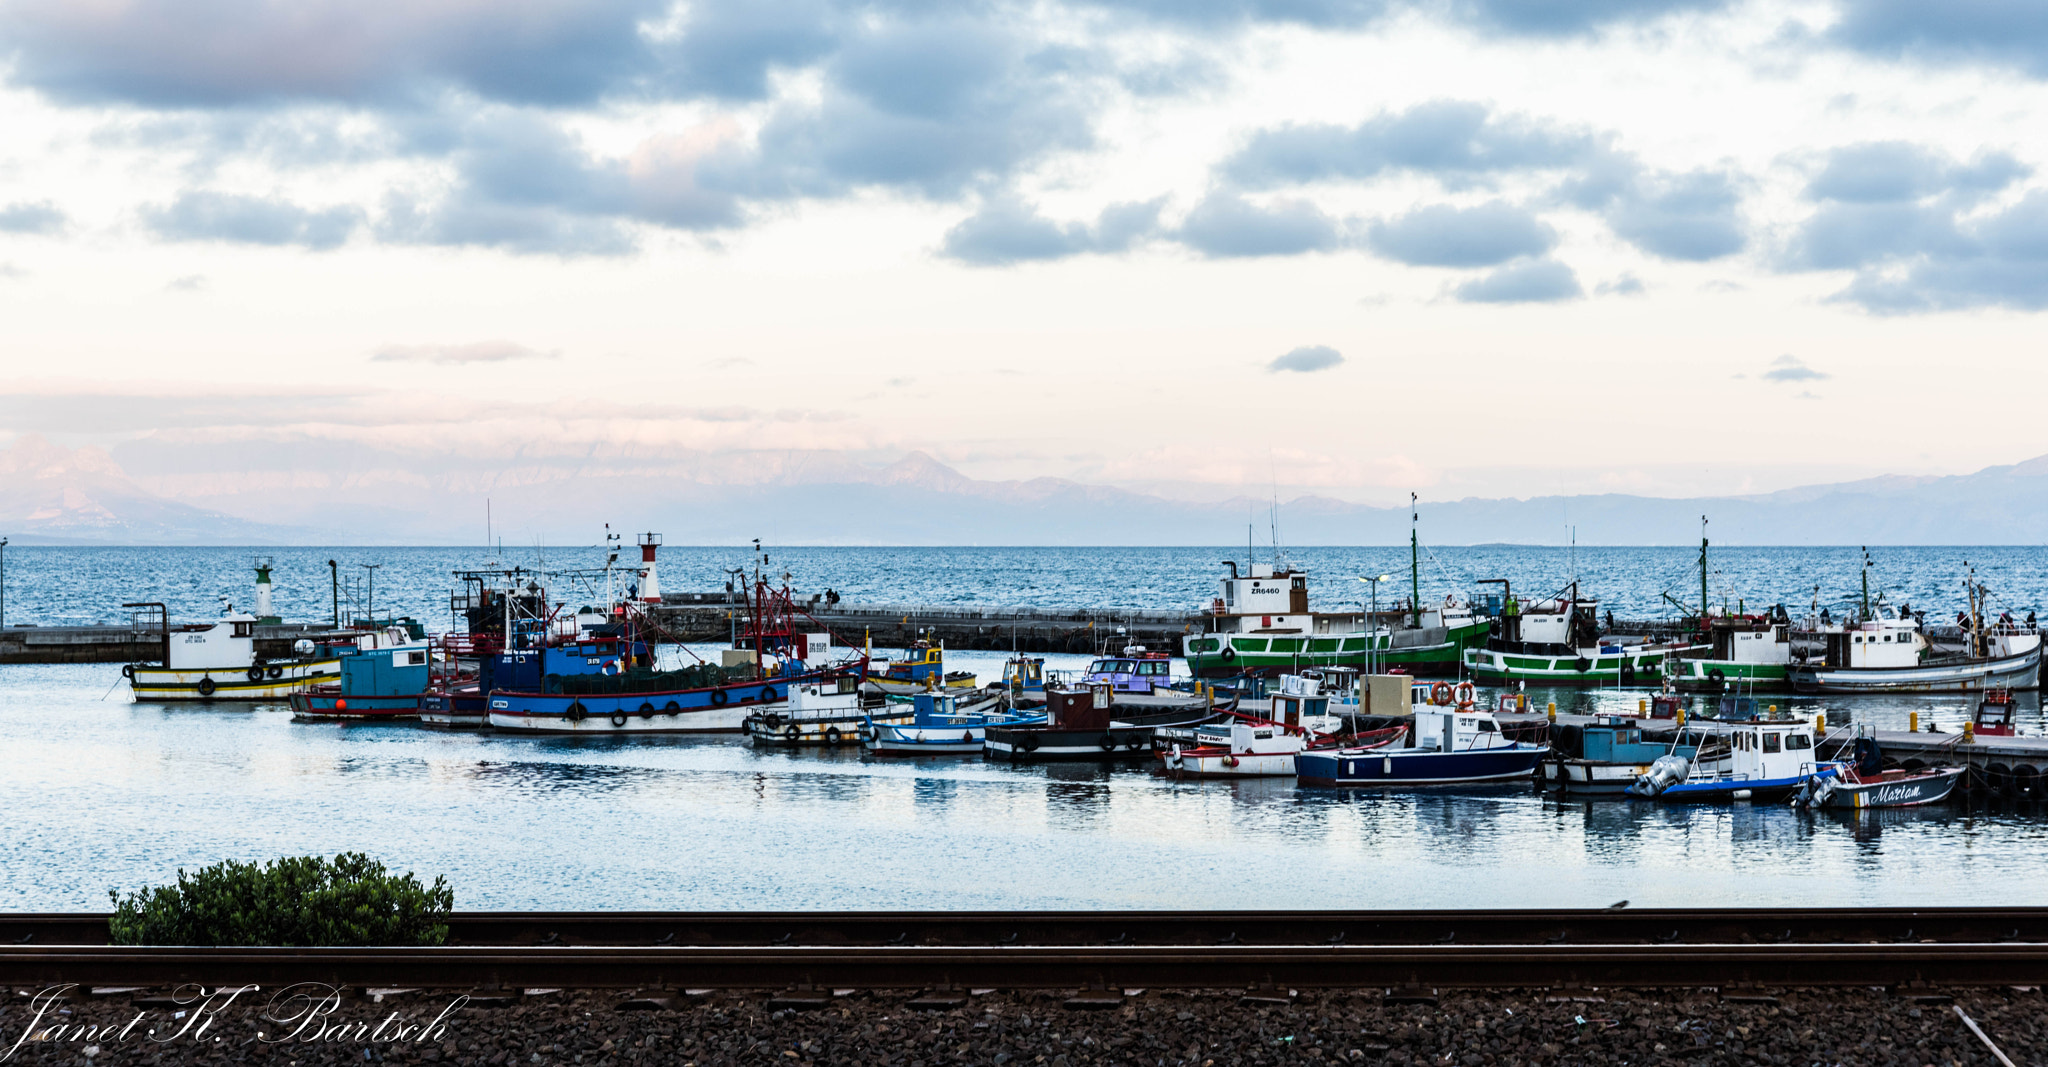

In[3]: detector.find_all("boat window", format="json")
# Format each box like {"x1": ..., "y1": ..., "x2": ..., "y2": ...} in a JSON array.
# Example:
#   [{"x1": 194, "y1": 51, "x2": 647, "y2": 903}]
[
  {"x1": 1477, "y1": 720, "x2": 1497, "y2": 732},
  {"x1": 1762, "y1": 733, "x2": 1782, "y2": 753},
  {"x1": 1787, "y1": 734, "x2": 1811, "y2": 750}
]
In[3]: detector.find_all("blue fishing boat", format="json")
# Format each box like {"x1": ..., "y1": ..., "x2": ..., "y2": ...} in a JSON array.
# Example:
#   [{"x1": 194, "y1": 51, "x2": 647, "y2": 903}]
[
  {"x1": 1539, "y1": 716, "x2": 1722, "y2": 795},
  {"x1": 1628, "y1": 719, "x2": 1842, "y2": 802},
  {"x1": 1294, "y1": 704, "x2": 1548, "y2": 786},
  {"x1": 866, "y1": 639, "x2": 977, "y2": 695},
  {"x1": 489, "y1": 564, "x2": 863, "y2": 735},
  {"x1": 999, "y1": 654, "x2": 1048, "y2": 706},
  {"x1": 289, "y1": 621, "x2": 434, "y2": 722},
  {"x1": 864, "y1": 690, "x2": 1043, "y2": 756}
]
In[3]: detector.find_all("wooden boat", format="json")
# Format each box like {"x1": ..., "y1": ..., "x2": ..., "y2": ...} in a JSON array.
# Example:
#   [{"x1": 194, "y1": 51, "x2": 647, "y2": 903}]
[
  {"x1": 290, "y1": 624, "x2": 436, "y2": 722},
  {"x1": 1294, "y1": 704, "x2": 1549, "y2": 786},
  {"x1": 984, "y1": 684, "x2": 1198, "y2": 761},
  {"x1": 1160, "y1": 719, "x2": 1403, "y2": 779},
  {"x1": 1628, "y1": 719, "x2": 1840, "y2": 802},
  {"x1": 1675, "y1": 611, "x2": 1794, "y2": 693},
  {"x1": 864, "y1": 691, "x2": 1045, "y2": 756},
  {"x1": 1790, "y1": 735, "x2": 1961, "y2": 809},
  {"x1": 1540, "y1": 716, "x2": 1725, "y2": 796},
  {"x1": 865, "y1": 641, "x2": 977, "y2": 695},
  {"x1": 123, "y1": 577, "x2": 341, "y2": 701},
  {"x1": 1786, "y1": 567, "x2": 2041, "y2": 694},
  {"x1": 999, "y1": 654, "x2": 1048, "y2": 707},
  {"x1": 744, "y1": 675, "x2": 902, "y2": 747},
  {"x1": 1083, "y1": 646, "x2": 1180, "y2": 694},
  {"x1": 1463, "y1": 580, "x2": 1697, "y2": 687}
]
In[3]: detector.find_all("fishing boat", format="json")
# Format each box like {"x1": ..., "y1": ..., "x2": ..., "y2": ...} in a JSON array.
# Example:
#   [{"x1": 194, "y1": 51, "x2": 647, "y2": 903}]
[
  {"x1": 998, "y1": 654, "x2": 1048, "y2": 706},
  {"x1": 1787, "y1": 562, "x2": 2041, "y2": 694},
  {"x1": 288, "y1": 621, "x2": 435, "y2": 721},
  {"x1": 1627, "y1": 719, "x2": 1840, "y2": 802},
  {"x1": 865, "y1": 640, "x2": 977, "y2": 695},
  {"x1": 1294, "y1": 703, "x2": 1549, "y2": 786},
  {"x1": 744, "y1": 675, "x2": 904, "y2": 747},
  {"x1": 1540, "y1": 716, "x2": 1723, "y2": 795},
  {"x1": 1790, "y1": 735, "x2": 1962, "y2": 810},
  {"x1": 122, "y1": 568, "x2": 343, "y2": 701},
  {"x1": 489, "y1": 561, "x2": 863, "y2": 735},
  {"x1": 1183, "y1": 504, "x2": 1489, "y2": 679},
  {"x1": 1674, "y1": 610, "x2": 1794, "y2": 693},
  {"x1": 1159, "y1": 717, "x2": 1404, "y2": 779},
  {"x1": 1083, "y1": 646, "x2": 1180, "y2": 694},
  {"x1": 864, "y1": 690, "x2": 1045, "y2": 756},
  {"x1": 1463, "y1": 580, "x2": 1693, "y2": 687},
  {"x1": 985, "y1": 683, "x2": 1167, "y2": 761},
  {"x1": 1975, "y1": 688, "x2": 2020, "y2": 736}
]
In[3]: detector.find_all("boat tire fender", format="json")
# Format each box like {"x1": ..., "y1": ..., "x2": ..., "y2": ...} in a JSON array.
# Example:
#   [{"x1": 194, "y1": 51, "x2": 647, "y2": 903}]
[
  {"x1": 197, "y1": 676, "x2": 216, "y2": 698},
  {"x1": 1099, "y1": 733, "x2": 1117, "y2": 751},
  {"x1": 1219, "y1": 646, "x2": 1235, "y2": 661},
  {"x1": 268, "y1": 665, "x2": 283, "y2": 679},
  {"x1": 1575, "y1": 657, "x2": 1592, "y2": 674},
  {"x1": 638, "y1": 702, "x2": 656, "y2": 719},
  {"x1": 760, "y1": 686, "x2": 777, "y2": 703},
  {"x1": 825, "y1": 726, "x2": 843, "y2": 747},
  {"x1": 565, "y1": 701, "x2": 587, "y2": 722},
  {"x1": 1708, "y1": 668, "x2": 1726, "y2": 683},
  {"x1": 610, "y1": 712, "x2": 629, "y2": 728},
  {"x1": 1619, "y1": 663, "x2": 1636, "y2": 685},
  {"x1": 121, "y1": 664, "x2": 135, "y2": 680},
  {"x1": 784, "y1": 724, "x2": 801, "y2": 743},
  {"x1": 1019, "y1": 734, "x2": 1040, "y2": 752},
  {"x1": 247, "y1": 665, "x2": 264, "y2": 683},
  {"x1": 710, "y1": 688, "x2": 729, "y2": 706},
  {"x1": 664, "y1": 701, "x2": 681, "y2": 715}
]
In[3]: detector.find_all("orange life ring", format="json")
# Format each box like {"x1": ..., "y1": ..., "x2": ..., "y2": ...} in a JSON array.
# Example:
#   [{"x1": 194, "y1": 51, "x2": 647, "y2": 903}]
[
  {"x1": 1430, "y1": 682, "x2": 1454, "y2": 707},
  {"x1": 1454, "y1": 682, "x2": 1477, "y2": 708}
]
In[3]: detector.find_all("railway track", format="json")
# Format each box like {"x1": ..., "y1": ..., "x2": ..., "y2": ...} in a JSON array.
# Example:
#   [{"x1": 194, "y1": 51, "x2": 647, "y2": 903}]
[{"x1": 5, "y1": 909, "x2": 2046, "y2": 990}]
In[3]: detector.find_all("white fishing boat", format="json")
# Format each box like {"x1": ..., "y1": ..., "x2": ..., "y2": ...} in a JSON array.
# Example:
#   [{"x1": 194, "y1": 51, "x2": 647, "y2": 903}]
[
  {"x1": 745, "y1": 675, "x2": 904, "y2": 747},
  {"x1": 864, "y1": 690, "x2": 1042, "y2": 756},
  {"x1": 1787, "y1": 562, "x2": 2041, "y2": 694},
  {"x1": 1629, "y1": 719, "x2": 1840, "y2": 802},
  {"x1": 123, "y1": 574, "x2": 341, "y2": 702},
  {"x1": 1464, "y1": 580, "x2": 1696, "y2": 687}
]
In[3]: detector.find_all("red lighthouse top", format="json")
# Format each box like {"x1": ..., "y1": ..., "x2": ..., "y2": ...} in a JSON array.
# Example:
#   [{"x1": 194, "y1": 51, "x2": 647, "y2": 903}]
[{"x1": 638, "y1": 532, "x2": 661, "y2": 563}]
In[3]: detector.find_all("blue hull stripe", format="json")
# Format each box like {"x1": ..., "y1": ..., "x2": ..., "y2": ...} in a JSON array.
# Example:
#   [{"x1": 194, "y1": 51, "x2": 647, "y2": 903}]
[{"x1": 1297, "y1": 746, "x2": 1546, "y2": 785}]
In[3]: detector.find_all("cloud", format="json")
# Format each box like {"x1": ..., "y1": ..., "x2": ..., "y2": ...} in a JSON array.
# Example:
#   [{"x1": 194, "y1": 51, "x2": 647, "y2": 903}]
[
  {"x1": 0, "y1": 263, "x2": 26, "y2": 280},
  {"x1": 1761, "y1": 355, "x2": 1827, "y2": 382},
  {"x1": 1828, "y1": 2, "x2": 2048, "y2": 79},
  {"x1": 655, "y1": 0, "x2": 843, "y2": 101},
  {"x1": 0, "y1": 0, "x2": 668, "y2": 107},
  {"x1": 1076, "y1": 0, "x2": 1733, "y2": 37},
  {"x1": 142, "y1": 191, "x2": 363, "y2": 250},
  {"x1": 1598, "y1": 169, "x2": 1746, "y2": 261},
  {"x1": 0, "y1": 201, "x2": 67, "y2": 234},
  {"x1": 1366, "y1": 201, "x2": 1554, "y2": 267},
  {"x1": 1267, "y1": 344, "x2": 1344, "y2": 373},
  {"x1": 1222, "y1": 100, "x2": 1595, "y2": 188},
  {"x1": 371, "y1": 341, "x2": 559, "y2": 364},
  {"x1": 1596, "y1": 274, "x2": 1645, "y2": 295},
  {"x1": 1175, "y1": 192, "x2": 1345, "y2": 257},
  {"x1": 1781, "y1": 142, "x2": 2048, "y2": 312},
  {"x1": 165, "y1": 274, "x2": 207, "y2": 292},
  {"x1": 1452, "y1": 258, "x2": 1582, "y2": 303},
  {"x1": 939, "y1": 196, "x2": 1164, "y2": 265}
]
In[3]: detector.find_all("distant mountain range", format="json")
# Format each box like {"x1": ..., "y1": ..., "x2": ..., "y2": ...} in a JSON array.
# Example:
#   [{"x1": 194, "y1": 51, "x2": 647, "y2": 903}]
[{"x1": 4, "y1": 433, "x2": 2046, "y2": 546}]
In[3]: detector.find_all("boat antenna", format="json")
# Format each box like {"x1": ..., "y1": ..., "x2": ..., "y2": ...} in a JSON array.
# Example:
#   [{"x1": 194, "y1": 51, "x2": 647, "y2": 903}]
[{"x1": 1409, "y1": 492, "x2": 1421, "y2": 628}]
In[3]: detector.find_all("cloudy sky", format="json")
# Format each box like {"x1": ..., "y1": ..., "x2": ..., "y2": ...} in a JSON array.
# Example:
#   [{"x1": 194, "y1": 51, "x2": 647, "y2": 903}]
[{"x1": 2, "y1": 0, "x2": 2046, "y2": 509}]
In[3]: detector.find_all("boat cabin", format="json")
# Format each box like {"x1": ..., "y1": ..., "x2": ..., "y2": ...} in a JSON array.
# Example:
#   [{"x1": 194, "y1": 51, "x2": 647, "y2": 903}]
[
  {"x1": 1204, "y1": 561, "x2": 1372, "y2": 635},
  {"x1": 875, "y1": 642, "x2": 946, "y2": 683},
  {"x1": 1409, "y1": 706, "x2": 1523, "y2": 754},
  {"x1": 482, "y1": 637, "x2": 642, "y2": 693},
  {"x1": 1045, "y1": 684, "x2": 1115, "y2": 730},
  {"x1": 1801, "y1": 616, "x2": 1925, "y2": 669},
  {"x1": 1084, "y1": 648, "x2": 1174, "y2": 692},
  {"x1": 784, "y1": 674, "x2": 866, "y2": 717},
  {"x1": 1705, "y1": 613, "x2": 1791, "y2": 666},
  {"x1": 1579, "y1": 716, "x2": 1698, "y2": 764},
  {"x1": 1271, "y1": 673, "x2": 1343, "y2": 733},
  {"x1": 1191, "y1": 720, "x2": 1302, "y2": 757},
  {"x1": 1976, "y1": 688, "x2": 2018, "y2": 736},
  {"x1": 335, "y1": 644, "x2": 431, "y2": 697},
  {"x1": 1488, "y1": 590, "x2": 1599, "y2": 655},
  {"x1": 164, "y1": 612, "x2": 259, "y2": 670},
  {"x1": 1001, "y1": 656, "x2": 1046, "y2": 695},
  {"x1": 1704, "y1": 721, "x2": 1820, "y2": 783}
]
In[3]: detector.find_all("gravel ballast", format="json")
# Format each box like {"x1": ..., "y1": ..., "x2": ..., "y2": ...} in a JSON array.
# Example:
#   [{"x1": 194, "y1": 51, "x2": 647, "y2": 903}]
[{"x1": 3, "y1": 985, "x2": 2038, "y2": 1065}]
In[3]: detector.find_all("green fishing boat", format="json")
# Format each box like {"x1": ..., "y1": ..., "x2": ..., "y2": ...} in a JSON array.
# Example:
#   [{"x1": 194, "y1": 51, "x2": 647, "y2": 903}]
[
  {"x1": 1182, "y1": 500, "x2": 1490, "y2": 678},
  {"x1": 1462, "y1": 580, "x2": 1698, "y2": 687}
]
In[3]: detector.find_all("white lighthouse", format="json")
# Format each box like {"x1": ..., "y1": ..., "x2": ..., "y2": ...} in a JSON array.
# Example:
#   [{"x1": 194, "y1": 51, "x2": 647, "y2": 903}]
[
  {"x1": 253, "y1": 558, "x2": 278, "y2": 622},
  {"x1": 637, "y1": 533, "x2": 662, "y2": 603}
]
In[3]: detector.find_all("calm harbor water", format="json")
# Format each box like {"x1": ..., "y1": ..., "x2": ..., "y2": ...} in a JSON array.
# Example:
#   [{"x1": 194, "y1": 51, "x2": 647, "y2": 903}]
[{"x1": 8, "y1": 649, "x2": 2048, "y2": 912}]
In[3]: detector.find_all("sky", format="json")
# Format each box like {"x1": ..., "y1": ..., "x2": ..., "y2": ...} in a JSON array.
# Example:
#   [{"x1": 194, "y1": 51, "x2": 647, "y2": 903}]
[{"x1": 3, "y1": 0, "x2": 2048, "y2": 511}]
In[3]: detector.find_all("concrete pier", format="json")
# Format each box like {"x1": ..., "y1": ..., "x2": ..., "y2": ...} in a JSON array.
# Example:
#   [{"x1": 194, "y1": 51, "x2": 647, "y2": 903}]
[
  {"x1": 645, "y1": 597, "x2": 1202, "y2": 654},
  {"x1": 0, "y1": 623, "x2": 350, "y2": 664}
]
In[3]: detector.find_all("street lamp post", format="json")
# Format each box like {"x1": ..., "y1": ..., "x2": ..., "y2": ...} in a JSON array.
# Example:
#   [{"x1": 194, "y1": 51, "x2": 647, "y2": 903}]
[
  {"x1": 1357, "y1": 573, "x2": 1392, "y2": 674},
  {"x1": 0, "y1": 537, "x2": 8, "y2": 629}
]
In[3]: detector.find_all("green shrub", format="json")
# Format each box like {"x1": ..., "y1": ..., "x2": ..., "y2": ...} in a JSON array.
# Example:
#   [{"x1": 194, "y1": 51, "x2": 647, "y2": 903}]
[{"x1": 108, "y1": 853, "x2": 452, "y2": 946}]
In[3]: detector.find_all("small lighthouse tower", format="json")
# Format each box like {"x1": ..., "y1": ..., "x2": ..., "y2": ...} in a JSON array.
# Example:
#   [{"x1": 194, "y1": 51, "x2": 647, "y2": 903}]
[
  {"x1": 253, "y1": 558, "x2": 280, "y2": 623},
  {"x1": 637, "y1": 533, "x2": 663, "y2": 603}
]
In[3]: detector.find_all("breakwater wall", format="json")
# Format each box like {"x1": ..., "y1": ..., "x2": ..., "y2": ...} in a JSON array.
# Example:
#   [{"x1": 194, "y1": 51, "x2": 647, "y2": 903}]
[
  {"x1": 0, "y1": 624, "x2": 349, "y2": 664},
  {"x1": 646, "y1": 595, "x2": 1203, "y2": 654}
]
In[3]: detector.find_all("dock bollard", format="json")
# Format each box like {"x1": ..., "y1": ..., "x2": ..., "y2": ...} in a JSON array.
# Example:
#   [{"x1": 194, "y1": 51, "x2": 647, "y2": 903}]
[
  {"x1": 1814, "y1": 713, "x2": 1825, "y2": 736},
  {"x1": 1676, "y1": 707, "x2": 1686, "y2": 727},
  {"x1": 1910, "y1": 711, "x2": 1919, "y2": 732},
  {"x1": 1964, "y1": 721, "x2": 1975, "y2": 744},
  {"x1": 1547, "y1": 702, "x2": 1556, "y2": 720},
  {"x1": 1768, "y1": 704, "x2": 1777, "y2": 717},
  {"x1": 1637, "y1": 697, "x2": 1646, "y2": 715},
  {"x1": 1517, "y1": 693, "x2": 1526, "y2": 711}
]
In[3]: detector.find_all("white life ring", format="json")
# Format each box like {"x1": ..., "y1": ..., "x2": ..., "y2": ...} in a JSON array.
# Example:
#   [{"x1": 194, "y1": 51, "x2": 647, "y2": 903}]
[{"x1": 1454, "y1": 681, "x2": 1477, "y2": 708}]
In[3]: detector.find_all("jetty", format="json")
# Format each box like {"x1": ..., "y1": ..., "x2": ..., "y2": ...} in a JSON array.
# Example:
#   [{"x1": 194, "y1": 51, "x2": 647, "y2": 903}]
[
  {"x1": 641, "y1": 594, "x2": 1203, "y2": 654},
  {"x1": 0, "y1": 622, "x2": 347, "y2": 664}
]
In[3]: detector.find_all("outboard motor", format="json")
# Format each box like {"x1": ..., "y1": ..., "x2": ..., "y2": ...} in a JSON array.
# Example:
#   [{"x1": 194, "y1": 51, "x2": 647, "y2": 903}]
[
  {"x1": 1629, "y1": 754, "x2": 1691, "y2": 797},
  {"x1": 1789, "y1": 774, "x2": 1836, "y2": 810}
]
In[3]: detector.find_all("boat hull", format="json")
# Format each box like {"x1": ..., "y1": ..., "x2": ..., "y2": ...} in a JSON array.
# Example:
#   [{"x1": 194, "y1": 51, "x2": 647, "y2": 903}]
[
  {"x1": 1673, "y1": 660, "x2": 1791, "y2": 694},
  {"x1": 1183, "y1": 620, "x2": 1490, "y2": 679},
  {"x1": 1652, "y1": 768, "x2": 1837, "y2": 803},
  {"x1": 418, "y1": 689, "x2": 489, "y2": 728},
  {"x1": 129, "y1": 658, "x2": 341, "y2": 701},
  {"x1": 984, "y1": 726, "x2": 1155, "y2": 761},
  {"x1": 1822, "y1": 768, "x2": 1964, "y2": 809},
  {"x1": 1295, "y1": 745, "x2": 1547, "y2": 786},
  {"x1": 1788, "y1": 647, "x2": 2041, "y2": 694},
  {"x1": 487, "y1": 672, "x2": 824, "y2": 735},
  {"x1": 1464, "y1": 646, "x2": 1688, "y2": 687},
  {"x1": 866, "y1": 724, "x2": 987, "y2": 755},
  {"x1": 1159, "y1": 749, "x2": 1298, "y2": 778},
  {"x1": 1541, "y1": 758, "x2": 1655, "y2": 795},
  {"x1": 289, "y1": 691, "x2": 422, "y2": 722},
  {"x1": 748, "y1": 710, "x2": 909, "y2": 747}
]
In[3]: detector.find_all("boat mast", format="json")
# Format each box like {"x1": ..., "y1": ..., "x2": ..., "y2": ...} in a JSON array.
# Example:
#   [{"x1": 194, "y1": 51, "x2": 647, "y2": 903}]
[
  {"x1": 1699, "y1": 515, "x2": 1709, "y2": 632},
  {"x1": 1409, "y1": 493, "x2": 1421, "y2": 628},
  {"x1": 1860, "y1": 546, "x2": 1872, "y2": 622}
]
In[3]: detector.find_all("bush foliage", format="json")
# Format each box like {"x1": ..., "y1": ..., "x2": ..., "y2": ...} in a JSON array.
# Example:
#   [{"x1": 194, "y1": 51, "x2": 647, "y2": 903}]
[{"x1": 108, "y1": 853, "x2": 452, "y2": 946}]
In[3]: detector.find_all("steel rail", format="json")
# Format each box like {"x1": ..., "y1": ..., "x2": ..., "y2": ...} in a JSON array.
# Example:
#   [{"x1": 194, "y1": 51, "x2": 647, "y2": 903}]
[
  {"x1": 2, "y1": 942, "x2": 2045, "y2": 990},
  {"x1": 11, "y1": 908, "x2": 2048, "y2": 949}
]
